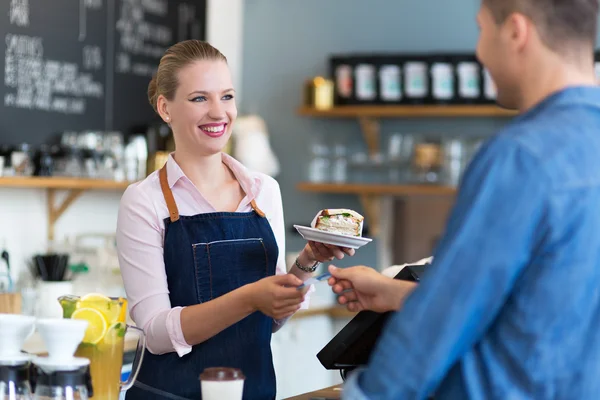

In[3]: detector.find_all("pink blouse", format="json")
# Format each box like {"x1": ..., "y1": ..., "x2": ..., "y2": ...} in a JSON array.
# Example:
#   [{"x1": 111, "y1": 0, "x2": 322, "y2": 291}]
[{"x1": 116, "y1": 153, "x2": 312, "y2": 357}]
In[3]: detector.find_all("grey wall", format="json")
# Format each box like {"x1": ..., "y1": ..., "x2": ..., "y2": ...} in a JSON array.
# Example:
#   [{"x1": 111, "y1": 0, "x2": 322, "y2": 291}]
[{"x1": 240, "y1": 0, "x2": 512, "y2": 268}]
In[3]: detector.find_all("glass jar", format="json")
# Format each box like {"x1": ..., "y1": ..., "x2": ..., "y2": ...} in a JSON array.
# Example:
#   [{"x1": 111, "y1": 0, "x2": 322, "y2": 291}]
[
  {"x1": 331, "y1": 144, "x2": 347, "y2": 183},
  {"x1": 307, "y1": 143, "x2": 330, "y2": 183},
  {"x1": 412, "y1": 142, "x2": 442, "y2": 183},
  {"x1": 0, "y1": 362, "x2": 33, "y2": 400}
]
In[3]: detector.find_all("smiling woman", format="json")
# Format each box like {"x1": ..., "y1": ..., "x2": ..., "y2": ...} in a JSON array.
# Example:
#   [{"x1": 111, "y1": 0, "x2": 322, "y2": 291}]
[{"x1": 116, "y1": 40, "x2": 355, "y2": 400}]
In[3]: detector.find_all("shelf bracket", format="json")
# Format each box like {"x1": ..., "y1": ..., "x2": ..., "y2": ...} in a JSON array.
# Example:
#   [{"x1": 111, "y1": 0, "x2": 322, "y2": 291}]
[
  {"x1": 358, "y1": 117, "x2": 380, "y2": 157},
  {"x1": 47, "y1": 188, "x2": 85, "y2": 241},
  {"x1": 359, "y1": 194, "x2": 380, "y2": 236}
]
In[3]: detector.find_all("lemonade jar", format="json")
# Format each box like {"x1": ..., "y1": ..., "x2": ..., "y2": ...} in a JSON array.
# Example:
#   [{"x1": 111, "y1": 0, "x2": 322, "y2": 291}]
[{"x1": 57, "y1": 294, "x2": 146, "y2": 400}]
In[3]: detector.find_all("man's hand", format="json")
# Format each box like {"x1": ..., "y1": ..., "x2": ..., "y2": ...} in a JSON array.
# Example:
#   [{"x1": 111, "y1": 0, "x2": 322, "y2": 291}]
[{"x1": 327, "y1": 265, "x2": 417, "y2": 313}]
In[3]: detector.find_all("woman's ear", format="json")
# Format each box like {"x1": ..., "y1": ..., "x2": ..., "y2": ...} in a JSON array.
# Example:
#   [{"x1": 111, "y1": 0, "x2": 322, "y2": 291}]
[{"x1": 156, "y1": 95, "x2": 171, "y2": 124}]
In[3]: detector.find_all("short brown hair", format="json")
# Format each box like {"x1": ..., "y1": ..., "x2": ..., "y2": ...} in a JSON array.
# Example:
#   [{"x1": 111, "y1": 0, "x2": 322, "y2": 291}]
[
  {"x1": 148, "y1": 40, "x2": 227, "y2": 113},
  {"x1": 483, "y1": 0, "x2": 599, "y2": 52}
]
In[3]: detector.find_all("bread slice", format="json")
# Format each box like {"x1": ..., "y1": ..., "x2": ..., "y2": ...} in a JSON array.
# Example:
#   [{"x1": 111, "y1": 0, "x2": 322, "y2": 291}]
[{"x1": 313, "y1": 209, "x2": 364, "y2": 237}]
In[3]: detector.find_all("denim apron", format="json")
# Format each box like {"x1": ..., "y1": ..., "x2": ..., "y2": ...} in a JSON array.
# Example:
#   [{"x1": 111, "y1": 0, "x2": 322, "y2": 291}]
[{"x1": 125, "y1": 165, "x2": 278, "y2": 400}]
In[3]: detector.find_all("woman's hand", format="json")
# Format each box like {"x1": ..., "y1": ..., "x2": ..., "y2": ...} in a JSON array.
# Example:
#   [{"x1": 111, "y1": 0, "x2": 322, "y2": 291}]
[
  {"x1": 248, "y1": 274, "x2": 306, "y2": 320},
  {"x1": 301, "y1": 241, "x2": 356, "y2": 264}
]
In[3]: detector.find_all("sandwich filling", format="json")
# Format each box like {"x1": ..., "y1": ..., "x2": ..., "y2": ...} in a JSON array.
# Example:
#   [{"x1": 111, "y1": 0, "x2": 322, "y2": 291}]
[{"x1": 314, "y1": 209, "x2": 364, "y2": 237}]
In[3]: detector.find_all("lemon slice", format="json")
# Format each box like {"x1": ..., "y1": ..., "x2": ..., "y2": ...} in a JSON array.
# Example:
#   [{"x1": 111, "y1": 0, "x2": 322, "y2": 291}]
[
  {"x1": 104, "y1": 322, "x2": 127, "y2": 345},
  {"x1": 71, "y1": 307, "x2": 108, "y2": 344},
  {"x1": 117, "y1": 298, "x2": 128, "y2": 323},
  {"x1": 77, "y1": 293, "x2": 121, "y2": 324}
]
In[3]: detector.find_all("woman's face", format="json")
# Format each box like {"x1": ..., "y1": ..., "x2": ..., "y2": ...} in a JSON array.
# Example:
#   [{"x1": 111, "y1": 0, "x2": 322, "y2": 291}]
[{"x1": 159, "y1": 60, "x2": 237, "y2": 156}]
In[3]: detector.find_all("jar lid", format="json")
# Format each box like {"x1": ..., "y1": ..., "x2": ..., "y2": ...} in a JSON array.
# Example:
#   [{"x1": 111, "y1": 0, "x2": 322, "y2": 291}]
[{"x1": 199, "y1": 367, "x2": 245, "y2": 381}]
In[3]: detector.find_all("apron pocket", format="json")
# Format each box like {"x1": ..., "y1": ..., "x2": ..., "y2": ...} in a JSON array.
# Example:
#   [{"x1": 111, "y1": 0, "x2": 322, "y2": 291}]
[{"x1": 192, "y1": 238, "x2": 269, "y2": 301}]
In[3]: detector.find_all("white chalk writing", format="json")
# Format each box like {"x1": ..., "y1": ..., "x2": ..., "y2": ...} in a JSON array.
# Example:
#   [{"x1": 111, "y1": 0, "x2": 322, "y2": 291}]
[
  {"x1": 3, "y1": 34, "x2": 104, "y2": 115},
  {"x1": 9, "y1": 0, "x2": 29, "y2": 27},
  {"x1": 83, "y1": 45, "x2": 103, "y2": 70},
  {"x1": 116, "y1": 0, "x2": 172, "y2": 76}
]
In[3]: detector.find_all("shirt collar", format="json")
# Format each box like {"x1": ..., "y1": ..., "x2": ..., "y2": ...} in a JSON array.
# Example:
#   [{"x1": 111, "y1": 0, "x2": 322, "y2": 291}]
[{"x1": 165, "y1": 152, "x2": 262, "y2": 201}]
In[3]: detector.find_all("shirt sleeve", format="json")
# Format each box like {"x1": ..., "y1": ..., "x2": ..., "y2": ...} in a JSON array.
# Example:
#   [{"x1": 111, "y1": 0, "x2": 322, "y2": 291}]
[
  {"x1": 263, "y1": 177, "x2": 314, "y2": 332},
  {"x1": 344, "y1": 136, "x2": 550, "y2": 399},
  {"x1": 116, "y1": 184, "x2": 192, "y2": 357}
]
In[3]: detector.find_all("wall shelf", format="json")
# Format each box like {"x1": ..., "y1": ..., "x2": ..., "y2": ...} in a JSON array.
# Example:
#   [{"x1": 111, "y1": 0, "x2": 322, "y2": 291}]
[
  {"x1": 297, "y1": 182, "x2": 456, "y2": 236},
  {"x1": 0, "y1": 177, "x2": 131, "y2": 190},
  {"x1": 297, "y1": 182, "x2": 456, "y2": 196},
  {"x1": 297, "y1": 105, "x2": 516, "y2": 156},
  {"x1": 297, "y1": 105, "x2": 517, "y2": 118},
  {"x1": 297, "y1": 104, "x2": 512, "y2": 236},
  {"x1": 0, "y1": 177, "x2": 132, "y2": 240}
]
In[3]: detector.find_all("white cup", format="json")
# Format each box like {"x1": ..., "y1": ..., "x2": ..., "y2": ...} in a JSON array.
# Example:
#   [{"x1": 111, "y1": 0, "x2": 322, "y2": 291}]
[
  {"x1": 0, "y1": 313, "x2": 36, "y2": 358},
  {"x1": 199, "y1": 367, "x2": 245, "y2": 400},
  {"x1": 35, "y1": 281, "x2": 73, "y2": 318},
  {"x1": 36, "y1": 318, "x2": 88, "y2": 361}
]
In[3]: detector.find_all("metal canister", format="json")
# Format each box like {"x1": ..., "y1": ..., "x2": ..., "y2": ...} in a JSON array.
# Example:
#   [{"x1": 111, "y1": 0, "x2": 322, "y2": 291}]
[{"x1": 304, "y1": 77, "x2": 334, "y2": 110}]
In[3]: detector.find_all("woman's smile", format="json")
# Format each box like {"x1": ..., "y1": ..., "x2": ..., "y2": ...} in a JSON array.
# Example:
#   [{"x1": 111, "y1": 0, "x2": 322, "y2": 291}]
[{"x1": 198, "y1": 122, "x2": 227, "y2": 138}]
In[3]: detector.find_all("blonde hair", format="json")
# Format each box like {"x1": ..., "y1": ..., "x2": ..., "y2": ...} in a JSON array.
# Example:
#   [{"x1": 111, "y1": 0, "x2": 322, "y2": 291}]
[{"x1": 148, "y1": 40, "x2": 227, "y2": 113}]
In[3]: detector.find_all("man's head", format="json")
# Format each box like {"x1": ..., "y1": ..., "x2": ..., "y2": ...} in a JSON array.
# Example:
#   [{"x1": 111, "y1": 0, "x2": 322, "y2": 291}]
[{"x1": 476, "y1": 0, "x2": 599, "y2": 110}]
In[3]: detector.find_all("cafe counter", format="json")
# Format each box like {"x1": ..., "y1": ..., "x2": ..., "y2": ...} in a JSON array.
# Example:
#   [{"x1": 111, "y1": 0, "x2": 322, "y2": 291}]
[
  {"x1": 23, "y1": 331, "x2": 140, "y2": 355},
  {"x1": 284, "y1": 384, "x2": 343, "y2": 399}
]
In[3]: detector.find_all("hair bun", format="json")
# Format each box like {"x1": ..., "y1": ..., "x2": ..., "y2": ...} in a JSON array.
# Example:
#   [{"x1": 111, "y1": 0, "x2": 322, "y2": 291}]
[{"x1": 148, "y1": 75, "x2": 159, "y2": 112}]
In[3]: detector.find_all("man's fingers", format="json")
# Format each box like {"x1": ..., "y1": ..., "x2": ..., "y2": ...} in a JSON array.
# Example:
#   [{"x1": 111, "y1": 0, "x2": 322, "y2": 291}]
[
  {"x1": 339, "y1": 290, "x2": 358, "y2": 303},
  {"x1": 328, "y1": 264, "x2": 354, "y2": 280},
  {"x1": 332, "y1": 281, "x2": 353, "y2": 294},
  {"x1": 347, "y1": 301, "x2": 363, "y2": 313}
]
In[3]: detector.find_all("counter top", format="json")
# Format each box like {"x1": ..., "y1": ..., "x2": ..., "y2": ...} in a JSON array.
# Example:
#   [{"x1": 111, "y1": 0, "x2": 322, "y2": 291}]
[
  {"x1": 284, "y1": 384, "x2": 342, "y2": 399},
  {"x1": 23, "y1": 332, "x2": 140, "y2": 355},
  {"x1": 19, "y1": 306, "x2": 353, "y2": 356},
  {"x1": 293, "y1": 306, "x2": 356, "y2": 320}
]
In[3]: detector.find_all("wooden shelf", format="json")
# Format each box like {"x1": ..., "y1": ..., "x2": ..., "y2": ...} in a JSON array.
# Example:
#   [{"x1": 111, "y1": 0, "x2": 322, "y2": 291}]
[
  {"x1": 297, "y1": 104, "x2": 517, "y2": 118},
  {"x1": 0, "y1": 177, "x2": 132, "y2": 190},
  {"x1": 297, "y1": 104, "x2": 502, "y2": 236},
  {"x1": 297, "y1": 182, "x2": 457, "y2": 196},
  {"x1": 297, "y1": 182, "x2": 456, "y2": 235},
  {"x1": 0, "y1": 177, "x2": 133, "y2": 240}
]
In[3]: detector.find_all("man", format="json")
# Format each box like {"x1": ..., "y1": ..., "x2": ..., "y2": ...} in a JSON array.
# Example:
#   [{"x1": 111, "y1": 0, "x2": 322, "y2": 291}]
[{"x1": 327, "y1": 0, "x2": 600, "y2": 398}]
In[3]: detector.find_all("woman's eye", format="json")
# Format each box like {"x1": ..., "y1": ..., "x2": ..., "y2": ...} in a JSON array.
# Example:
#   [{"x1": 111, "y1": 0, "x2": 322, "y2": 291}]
[
  {"x1": 222, "y1": 94, "x2": 234, "y2": 100},
  {"x1": 190, "y1": 96, "x2": 207, "y2": 102}
]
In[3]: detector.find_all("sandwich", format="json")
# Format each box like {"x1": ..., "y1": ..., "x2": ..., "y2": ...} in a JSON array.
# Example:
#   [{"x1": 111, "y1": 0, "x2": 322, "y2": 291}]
[{"x1": 312, "y1": 209, "x2": 364, "y2": 237}]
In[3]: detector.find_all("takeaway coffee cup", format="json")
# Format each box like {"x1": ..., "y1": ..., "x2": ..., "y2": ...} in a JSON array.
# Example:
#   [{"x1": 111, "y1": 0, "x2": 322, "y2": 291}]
[{"x1": 199, "y1": 367, "x2": 245, "y2": 400}]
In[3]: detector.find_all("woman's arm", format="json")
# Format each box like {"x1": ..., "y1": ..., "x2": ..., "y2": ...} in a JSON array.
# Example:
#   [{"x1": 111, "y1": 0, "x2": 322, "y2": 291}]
[
  {"x1": 117, "y1": 185, "x2": 191, "y2": 355},
  {"x1": 265, "y1": 178, "x2": 355, "y2": 332},
  {"x1": 180, "y1": 273, "x2": 305, "y2": 344},
  {"x1": 117, "y1": 185, "x2": 304, "y2": 355}
]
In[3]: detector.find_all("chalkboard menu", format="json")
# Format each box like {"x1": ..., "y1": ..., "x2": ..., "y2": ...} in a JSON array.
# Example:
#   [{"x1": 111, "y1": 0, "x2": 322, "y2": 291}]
[{"x1": 0, "y1": 0, "x2": 206, "y2": 146}]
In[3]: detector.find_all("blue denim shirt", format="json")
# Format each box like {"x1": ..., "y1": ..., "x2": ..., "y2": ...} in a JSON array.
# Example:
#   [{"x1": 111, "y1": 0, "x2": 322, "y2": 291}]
[{"x1": 342, "y1": 86, "x2": 600, "y2": 400}]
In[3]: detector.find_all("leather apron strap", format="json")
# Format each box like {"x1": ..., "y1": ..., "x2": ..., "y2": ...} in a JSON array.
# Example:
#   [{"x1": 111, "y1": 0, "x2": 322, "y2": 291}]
[
  {"x1": 159, "y1": 165, "x2": 180, "y2": 222},
  {"x1": 159, "y1": 163, "x2": 267, "y2": 220}
]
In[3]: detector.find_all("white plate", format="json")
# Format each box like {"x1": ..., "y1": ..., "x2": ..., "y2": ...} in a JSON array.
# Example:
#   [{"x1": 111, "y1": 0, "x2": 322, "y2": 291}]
[
  {"x1": 33, "y1": 356, "x2": 89, "y2": 372},
  {"x1": 0, "y1": 353, "x2": 33, "y2": 365},
  {"x1": 293, "y1": 225, "x2": 372, "y2": 250}
]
